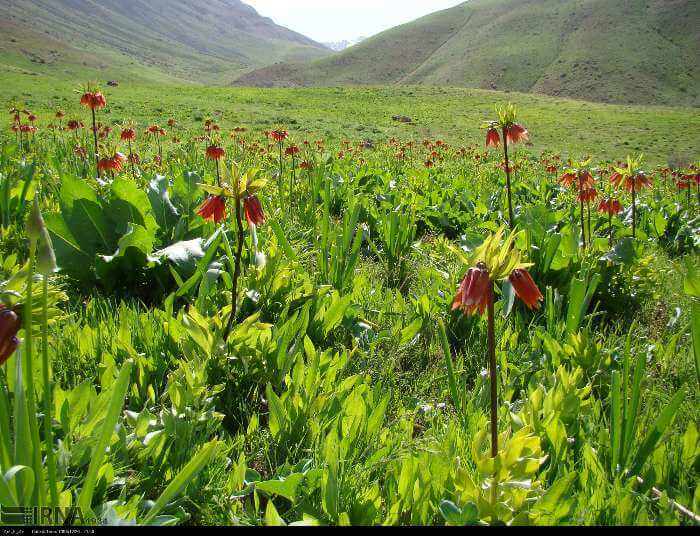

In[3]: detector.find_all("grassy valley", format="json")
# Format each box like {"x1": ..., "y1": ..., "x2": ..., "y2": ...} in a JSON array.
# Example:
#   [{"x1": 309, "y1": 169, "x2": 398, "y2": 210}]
[
  {"x1": 2, "y1": 77, "x2": 699, "y2": 165},
  {"x1": 0, "y1": 0, "x2": 699, "y2": 529},
  {"x1": 237, "y1": 0, "x2": 700, "y2": 106}
]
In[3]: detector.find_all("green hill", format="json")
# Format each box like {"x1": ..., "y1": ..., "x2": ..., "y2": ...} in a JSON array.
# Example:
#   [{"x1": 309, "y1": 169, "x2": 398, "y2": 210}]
[
  {"x1": 0, "y1": 0, "x2": 331, "y2": 85},
  {"x1": 236, "y1": 0, "x2": 700, "y2": 106}
]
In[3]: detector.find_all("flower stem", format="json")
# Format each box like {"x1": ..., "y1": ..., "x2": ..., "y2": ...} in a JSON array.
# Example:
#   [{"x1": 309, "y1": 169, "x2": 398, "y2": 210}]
[
  {"x1": 42, "y1": 275, "x2": 58, "y2": 507},
  {"x1": 580, "y1": 176, "x2": 587, "y2": 250},
  {"x1": 502, "y1": 127, "x2": 514, "y2": 230},
  {"x1": 278, "y1": 142, "x2": 283, "y2": 202},
  {"x1": 223, "y1": 192, "x2": 245, "y2": 342},
  {"x1": 632, "y1": 185, "x2": 637, "y2": 238},
  {"x1": 128, "y1": 139, "x2": 135, "y2": 178},
  {"x1": 587, "y1": 201, "x2": 592, "y2": 245},
  {"x1": 290, "y1": 156, "x2": 295, "y2": 216},
  {"x1": 486, "y1": 280, "x2": 498, "y2": 458},
  {"x1": 24, "y1": 241, "x2": 45, "y2": 506},
  {"x1": 91, "y1": 108, "x2": 98, "y2": 178}
]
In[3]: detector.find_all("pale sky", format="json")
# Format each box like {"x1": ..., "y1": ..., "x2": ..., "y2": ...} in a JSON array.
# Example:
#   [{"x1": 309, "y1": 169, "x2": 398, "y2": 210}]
[{"x1": 244, "y1": 0, "x2": 465, "y2": 43}]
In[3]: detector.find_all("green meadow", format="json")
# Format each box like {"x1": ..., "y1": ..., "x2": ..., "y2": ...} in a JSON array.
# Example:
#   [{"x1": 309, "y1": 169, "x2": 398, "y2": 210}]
[{"x1": 3, "y1": 71, "x2": 699, "y2": 164}]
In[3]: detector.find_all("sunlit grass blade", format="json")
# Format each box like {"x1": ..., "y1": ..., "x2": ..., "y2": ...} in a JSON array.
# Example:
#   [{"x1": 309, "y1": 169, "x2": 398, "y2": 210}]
[
  {"x1": 271, "y1": 220, "x2": 297, "y2": 261},
  {"x1": 610, "y1": 370, "x2": 622, "y2": 473},
  {"x1": 691, "y1": 302, "x2": 700, "y2": 388},
  {"x1": 438, "y1": 319, "x2": 462, "y2": 422},
  {"x1": 141, "y1": 440, "x2": 219, "y2": 525},
  {"x1": 11, "y1": 347, "x2": 33, "y2": 504},
  {"x1": 629, "y1": 389, "x2": 685, "y2": 477},
  {"x1": 76, "y1": 359, "x2": 133, "y2": 515}
]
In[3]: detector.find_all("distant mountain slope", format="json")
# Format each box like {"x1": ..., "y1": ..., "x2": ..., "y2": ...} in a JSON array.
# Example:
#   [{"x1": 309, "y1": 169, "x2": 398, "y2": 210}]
[
  {"x1": 0, "y1": 0, "x2": 331, "y2": 84},
  {"x1": 323, "y1": 38, "x2": 367, "y2": 52},
  {"x1": 236, "y1": 0, "x2": 700, "y2": 106}
]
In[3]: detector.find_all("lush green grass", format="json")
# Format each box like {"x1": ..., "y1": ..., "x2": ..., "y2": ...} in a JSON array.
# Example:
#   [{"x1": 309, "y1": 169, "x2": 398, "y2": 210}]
[
  {"x1": 1, "y1": 72, "x2": 699, "y2": 525},
  {"x1": 1, "y1": 89, "x2": 699, "y2": 524},
  {"x1": 238, "y1": 0, "x2": 700, "y2": 107},
  {"x1": 2, "y1": 76, "x2": 699, "y2": 165}
]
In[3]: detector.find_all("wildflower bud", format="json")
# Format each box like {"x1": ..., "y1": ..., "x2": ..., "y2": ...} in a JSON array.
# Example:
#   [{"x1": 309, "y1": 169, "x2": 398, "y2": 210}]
[
  {"x1": 27, "y1": 196, "x2": 45, "y2": 242},
  {"x1": 249, "y1": 223, "x2": 259, "y2": 250},
  {"x1": 36, "y1": 227, "x2": 58, "y2": 276}
]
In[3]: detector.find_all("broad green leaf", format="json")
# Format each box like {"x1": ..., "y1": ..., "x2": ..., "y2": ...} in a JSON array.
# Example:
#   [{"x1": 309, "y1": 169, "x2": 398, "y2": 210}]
[
  {"x1": 263, "y1": 500, "x2": 286, "y2": 526},
  {"x1": 322, "y1": 294, "x2": 352, "y2": 336},
  {"x1": 400, "y1": 317, "x2": 423, "y2": 345},
  {"x1": 566, "y1": 271, "x2": 600, "y2": 333},
  {"x1": 150, "y1": 238, "x2": 205, "y2": 275},
  {"x1": 440, "y1": 500, "x2": 464, "y2": 525},
  {"x1": 59, "y1": 175, "x2": 115, "y2": 252},
  {"x1": 44, "y1": 213, "x2": 93, "y2": 281},
  {"x1": 256, "y1": 473, "x2": 305, "y2": 504},
  {"x1": 602, "y1": 237, "x2": 639, "y2": 265},
  {"x1": 266, "y1": 384, "x2": 285, "y2": 440},
  {"x1": 108, "y1": 177, "x2": 159, "y2": 237},
  {"x1": 100, "y1": 223, "x2": 154, "y2": 263},
  {"x1": 531, "y1": 473, "x2": 576, "y2": 523},
  {"x1": 692, "y1": 302, "x2": 700, "y2": 387},
  {"x1": 321, "y1": 466, "x2": 338, "y2": 520},
  {"x1": 12, "y1": 348, "x2": 33, "y2": 504},
  {"x1": 685, "y1": 258, "x2": 700, "y2": 298},
  {"x1": 172, "y1": 171, "x2": 201, "y2": 206},
  {"x1": 147, "y1": 175, "x2": 179, "y2": 230},
  {"x1": 175, "y1": 228, "x2": 223, "y2": 297}
]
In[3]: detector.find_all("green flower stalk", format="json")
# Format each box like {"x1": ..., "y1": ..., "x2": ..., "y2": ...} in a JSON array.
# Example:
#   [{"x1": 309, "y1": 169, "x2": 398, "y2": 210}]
[
  {"x1": 37, "y1": 223, "x2": 59, "y2": 508},
  {"x1": 451, "y1": 227, "x2": 543, "y2": 457},
  {"x1": 24, "y1": 198, "x2": 45, "y2": 506},
  {"x1": 484, "y1": 104, "x2": 530, "y2": 230},
  {"x1": 197, "y1": 163, "x2": 267, "y2": 342},
  {"x1": 610, "y1": 155, "x2": 652, "y2": 239}
]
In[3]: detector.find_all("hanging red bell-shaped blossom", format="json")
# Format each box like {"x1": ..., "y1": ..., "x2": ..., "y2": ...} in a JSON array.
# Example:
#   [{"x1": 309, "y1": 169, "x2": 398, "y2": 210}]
[
  {"x1": 508, "y1": 269, "x2": 543, "y2": 310},
  {"x1": 506, "y1": 124, "x2": 529, "y2": 144},
  {"x1": 269, "y1": 130, "x2": 289, "y2": 143},
  {"x1": 206, "y1": 145, "x2": 225, "y2": 160},
  {"x1": 243, "y1": 195, "x2": 266, "y2": 226},
  {"x1": 120, "y1": 128, "x2": 136, "y2": 141},
  {"x1": 597, "y1": 198, "x2": 624, "y2": 216},
  {"x1": 197, "y1": 196, "x2": 226, "y2": 223},
  {"x1": 80, "y1": 91, "x2": 107, "y2": 110},
  {"x1": 485, "y1": 128, "x2": 501, "y2": 148},
  {"x1": 452, "y1": 264, "x2": 491, "y2": 317}
]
